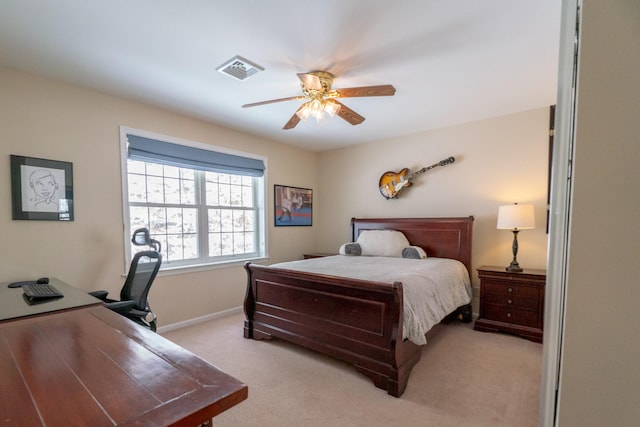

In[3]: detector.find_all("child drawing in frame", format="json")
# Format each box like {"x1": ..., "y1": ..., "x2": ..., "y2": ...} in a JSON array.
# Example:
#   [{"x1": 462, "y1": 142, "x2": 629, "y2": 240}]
[{"x1": 22, "y1": 167, "x2": 63, "y2": 213}]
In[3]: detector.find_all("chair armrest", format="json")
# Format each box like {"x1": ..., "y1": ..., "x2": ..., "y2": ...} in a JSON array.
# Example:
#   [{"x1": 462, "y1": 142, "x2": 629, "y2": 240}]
[
  {"x1": 103, "y1": 300, "x2": 136, "y2": 315},
  {"x1": 127, "y1": 308, "x2": 154, "y2": 319},
  {"x1": 88, "y1": 290, "x2": 109, "y2": 301}
]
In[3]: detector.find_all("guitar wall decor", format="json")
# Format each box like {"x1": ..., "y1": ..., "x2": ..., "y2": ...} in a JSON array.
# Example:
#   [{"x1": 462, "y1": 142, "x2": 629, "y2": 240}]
[{"x1": 378, "y1": 157, "x2": 456, "y2": 199}]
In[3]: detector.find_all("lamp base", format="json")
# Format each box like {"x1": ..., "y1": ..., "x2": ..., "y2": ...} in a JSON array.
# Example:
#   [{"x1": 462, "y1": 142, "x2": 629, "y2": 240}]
[
  {"x1": 506, "y1": 259, "x2": 523, "y2": 272},
  {"x1": 506, "y1": 230, "x2": 523, "y2": 272}
]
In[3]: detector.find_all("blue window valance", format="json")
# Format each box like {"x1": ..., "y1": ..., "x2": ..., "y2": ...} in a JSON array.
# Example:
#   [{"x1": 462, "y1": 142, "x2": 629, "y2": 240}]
[{"x1": 127, "y1": 134, "x2": 265, "y2": 177}]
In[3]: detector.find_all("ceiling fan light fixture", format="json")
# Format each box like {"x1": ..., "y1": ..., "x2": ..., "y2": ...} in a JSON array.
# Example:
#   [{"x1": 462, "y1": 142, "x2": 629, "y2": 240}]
[
  {"x1": 324, "y1": 99, "x2": 341, "y2": 117},
  {"x1": 309, "y1": 99, "x2": 324, "y2": 119},
  {"x1": 296, "y1": 102, "x2": 312, "y2": 121},
  {"x1": 295, "y1": 98, "x2": 342, "y2": 123}
]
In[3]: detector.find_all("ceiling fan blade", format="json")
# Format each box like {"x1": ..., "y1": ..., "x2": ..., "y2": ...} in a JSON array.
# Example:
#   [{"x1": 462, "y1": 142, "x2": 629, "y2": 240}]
[
  {"x1": 334, "y1": 100, "x2": 365, "y2": 126},
  {"x1": 297, "y1": 73, "x2": 322, "y2": 90},
  {"x1": 334, "y1": 84, "x2": 396, "y2": 98},
  {"x1": 242, "y1": 96, "x2": 304, "y2": 108},
  {"x1": 283, "y1": 105, "x2": 304, "y2": 130}
]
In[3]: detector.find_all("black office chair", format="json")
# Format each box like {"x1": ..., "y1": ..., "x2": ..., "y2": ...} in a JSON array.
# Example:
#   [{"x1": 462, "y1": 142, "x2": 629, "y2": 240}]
[{"x1": 90, "y1": 228, "x2": 162, "y2": 331}]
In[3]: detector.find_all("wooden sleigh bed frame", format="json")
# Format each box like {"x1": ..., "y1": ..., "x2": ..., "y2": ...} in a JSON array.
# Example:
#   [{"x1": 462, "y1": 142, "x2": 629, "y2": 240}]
[{"x1": 243, "y1": 216, "x2": 474, "y2": 397}]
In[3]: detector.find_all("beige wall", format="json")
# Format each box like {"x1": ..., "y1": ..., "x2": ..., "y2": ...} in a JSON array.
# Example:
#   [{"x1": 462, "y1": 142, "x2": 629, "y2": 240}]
[
  {"x1": 0, "y1": 66, "x2": 319, "y2": 326},
  {"x1": 556, "y1": 0, "x2": 640, "y2": 424},
  {"x1": 0, "y1": 65, "x2": 550, "y2": 326},
  {"x1": 317, "y1": 108, "x2": 551, "y2": 310}
]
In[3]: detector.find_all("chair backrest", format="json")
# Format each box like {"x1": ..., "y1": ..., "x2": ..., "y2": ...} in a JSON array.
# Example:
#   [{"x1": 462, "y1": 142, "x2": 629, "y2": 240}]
[{"x1": 120, "y1": 250, "x2": 162, "y2": 311}]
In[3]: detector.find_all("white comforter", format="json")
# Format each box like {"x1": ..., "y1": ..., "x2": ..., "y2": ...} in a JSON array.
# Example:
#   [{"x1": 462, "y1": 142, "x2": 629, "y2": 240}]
[{"x1": 270, "y1": 255, "x2": 472, "y2": 345}]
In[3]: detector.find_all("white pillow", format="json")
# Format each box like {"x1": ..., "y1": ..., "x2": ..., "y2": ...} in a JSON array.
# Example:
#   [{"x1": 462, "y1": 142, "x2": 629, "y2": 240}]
[{"x1": 356, "y1": 230, "x2": 410, "y2": 257}]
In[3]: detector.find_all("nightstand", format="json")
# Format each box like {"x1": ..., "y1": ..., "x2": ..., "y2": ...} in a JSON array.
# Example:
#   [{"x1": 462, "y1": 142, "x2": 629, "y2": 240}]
[
  {"x1": 302, "y1": 252, "x2": 337, "y2": 259},
  {"x1": 474, "y1": 265, "x2": 546, "y2": 343}
]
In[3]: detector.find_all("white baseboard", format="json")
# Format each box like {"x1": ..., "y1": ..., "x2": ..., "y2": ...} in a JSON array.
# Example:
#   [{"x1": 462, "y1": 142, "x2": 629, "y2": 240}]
[{"x1": 157, "y1": 306, "x2": 243, "y2": 334}]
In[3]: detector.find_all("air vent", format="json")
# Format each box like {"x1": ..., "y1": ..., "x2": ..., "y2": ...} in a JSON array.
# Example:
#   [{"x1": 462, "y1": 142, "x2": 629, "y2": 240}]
[{"x1": 216, "y1": 55, "x2": 264, "y2": 81}]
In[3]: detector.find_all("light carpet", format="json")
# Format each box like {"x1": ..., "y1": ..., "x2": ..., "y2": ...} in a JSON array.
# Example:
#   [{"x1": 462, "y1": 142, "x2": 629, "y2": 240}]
[{"x1": 163, "y1": 312, "x2": 542, "y2": 427}]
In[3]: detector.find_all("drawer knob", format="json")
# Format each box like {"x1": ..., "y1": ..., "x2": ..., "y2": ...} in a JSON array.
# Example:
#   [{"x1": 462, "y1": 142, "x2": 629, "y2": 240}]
[
  {"x1": 508, "y1": 299, "x2": 513, "y2": 304},
  {"x1": 506, "y1": 312, "x2": 512, "y2": 318},
  {"x1": 508, "y1": 287, "x2": 513, "y2": 293}
]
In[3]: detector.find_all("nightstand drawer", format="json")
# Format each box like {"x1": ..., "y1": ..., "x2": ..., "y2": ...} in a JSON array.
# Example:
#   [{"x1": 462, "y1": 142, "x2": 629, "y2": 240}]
[
  {"x1": 482, "y1": 281, "x2": 539, "y2": 299},
  {"x1": 482, "y1": 303, "x2": 540, "y2": 328},
  {"x1": 482, "y1": 282, "x2": 540, "y2": 310},
  {"x1": 482, "y1": 292, "x2": 539, "y2": 310}
]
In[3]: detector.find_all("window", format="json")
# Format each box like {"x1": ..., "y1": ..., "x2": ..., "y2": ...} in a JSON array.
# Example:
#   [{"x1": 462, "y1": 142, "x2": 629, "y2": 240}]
[{"x1": 121, "y1": 128, "x2": 266, "y2": 270}]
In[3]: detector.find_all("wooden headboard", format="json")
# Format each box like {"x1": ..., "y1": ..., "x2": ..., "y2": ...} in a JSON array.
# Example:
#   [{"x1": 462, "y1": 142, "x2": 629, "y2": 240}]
[{"x1": 351, "y1": 217, "x2": 474, "y2": 274}]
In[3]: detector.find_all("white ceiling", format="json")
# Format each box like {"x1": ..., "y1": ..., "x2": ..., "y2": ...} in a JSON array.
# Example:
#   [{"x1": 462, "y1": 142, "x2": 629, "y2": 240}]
[{"x1": 0, "y1": 1, "x2": 561, "y2": 152}]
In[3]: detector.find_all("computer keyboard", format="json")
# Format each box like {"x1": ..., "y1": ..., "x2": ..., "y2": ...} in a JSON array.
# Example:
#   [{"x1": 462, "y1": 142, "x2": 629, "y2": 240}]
[{"x1": 22, "y1": 283, "x2": 64, "y2": 301}]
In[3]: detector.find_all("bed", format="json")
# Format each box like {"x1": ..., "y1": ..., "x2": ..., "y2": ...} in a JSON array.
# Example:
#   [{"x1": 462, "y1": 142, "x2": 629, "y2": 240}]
[{"x1": 243, "y1": 216, "x2": 474, "y2": 397}]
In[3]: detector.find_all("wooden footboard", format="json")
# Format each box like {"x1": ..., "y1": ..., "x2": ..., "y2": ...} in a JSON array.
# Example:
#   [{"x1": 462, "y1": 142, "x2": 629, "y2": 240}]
[{"x1": 243, "y1": 263, "x2": 421, "y2": 397}]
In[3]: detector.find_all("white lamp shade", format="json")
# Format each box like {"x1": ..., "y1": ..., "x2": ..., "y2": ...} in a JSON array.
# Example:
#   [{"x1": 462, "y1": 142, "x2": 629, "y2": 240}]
[{"x1": 497, "y1": 204, "x2": 536, "y2": 230}]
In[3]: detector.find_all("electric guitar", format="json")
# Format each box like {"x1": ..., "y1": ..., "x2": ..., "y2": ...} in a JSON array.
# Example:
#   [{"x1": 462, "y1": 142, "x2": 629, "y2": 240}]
[{"x1": 378, "y1": 156, "x2": 455, "y2": 199}]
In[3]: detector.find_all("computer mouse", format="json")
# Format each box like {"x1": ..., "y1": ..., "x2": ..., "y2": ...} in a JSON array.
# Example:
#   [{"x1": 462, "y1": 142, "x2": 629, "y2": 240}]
[{"x1": 36, "y1": 277, "x2": 49, "y2": 284}]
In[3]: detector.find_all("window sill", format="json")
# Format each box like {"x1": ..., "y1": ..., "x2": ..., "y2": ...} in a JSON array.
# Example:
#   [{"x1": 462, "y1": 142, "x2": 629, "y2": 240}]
[{"x1": 156, "y1": 256, "x2": 269, "y2": 277}]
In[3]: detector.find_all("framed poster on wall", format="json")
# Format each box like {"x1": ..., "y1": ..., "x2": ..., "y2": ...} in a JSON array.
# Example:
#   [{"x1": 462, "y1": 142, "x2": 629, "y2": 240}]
[{"x1": 274, "y1": 184, "x2": 312, "y2": 226}]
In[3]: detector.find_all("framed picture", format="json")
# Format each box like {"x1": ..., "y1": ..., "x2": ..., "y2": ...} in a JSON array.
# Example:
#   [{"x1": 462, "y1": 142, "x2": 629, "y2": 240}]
[
  {"x1": 10, "y1": 155, "x2": 74, "y2": 221},
  {"x1": 274, "y1": 184, "x2": 312, "y2": 226}
]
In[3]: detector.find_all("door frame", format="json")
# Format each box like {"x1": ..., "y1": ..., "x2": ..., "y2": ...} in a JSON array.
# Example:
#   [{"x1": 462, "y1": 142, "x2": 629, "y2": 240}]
[{"x1": 539, "y1": 0, "x2": 580, "y2": 425}]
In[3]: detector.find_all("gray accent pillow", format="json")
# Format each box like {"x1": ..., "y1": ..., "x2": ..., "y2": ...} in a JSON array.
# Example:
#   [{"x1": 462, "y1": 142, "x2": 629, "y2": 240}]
[
  {"x1": 339, "y1": 242, "x2": 362, "y2": 256},
  {"x1": 402, "y1": 246, "x2": 428, "y2": 259}
]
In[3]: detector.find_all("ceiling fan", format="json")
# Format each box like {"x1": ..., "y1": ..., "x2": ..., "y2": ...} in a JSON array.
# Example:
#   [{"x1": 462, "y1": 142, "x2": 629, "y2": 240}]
[{"x1": 241, "y1": 71, "x2": 396, "y2": 130}]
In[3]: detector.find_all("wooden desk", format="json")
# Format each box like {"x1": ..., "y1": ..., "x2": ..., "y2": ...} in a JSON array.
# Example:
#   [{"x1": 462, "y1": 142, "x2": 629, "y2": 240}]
[
  {"x1": 0, "y1": 278, "x2": 101, "y2": 321},
  {"x1": 0, "y1": 305, "x2": 247, "y2": 426}
]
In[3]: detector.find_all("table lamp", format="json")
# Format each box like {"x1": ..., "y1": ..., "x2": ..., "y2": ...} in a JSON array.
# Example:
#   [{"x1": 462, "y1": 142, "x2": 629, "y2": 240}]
[{"x1": 497, "y1": 203, "x2": 535, "y2": 272}]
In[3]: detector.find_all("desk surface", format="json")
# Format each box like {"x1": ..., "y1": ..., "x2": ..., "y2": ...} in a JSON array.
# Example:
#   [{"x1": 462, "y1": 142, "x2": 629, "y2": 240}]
[
  {"x1": 0, "y1": 305, "x2": 247, "y2": 426},
  {"x1": 0, "y1": 278, "x2": 101, "y2": 321}
]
